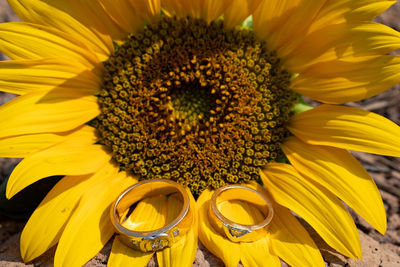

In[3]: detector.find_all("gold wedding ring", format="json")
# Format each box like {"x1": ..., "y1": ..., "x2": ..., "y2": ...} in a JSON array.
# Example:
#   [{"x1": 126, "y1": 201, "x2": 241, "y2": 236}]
[
  {"x1": 208, "y1": 184, "x2": 274, "y2": 242},
  {"x1": 110, "y1": 179, "x2": 193, "y2": 252}
]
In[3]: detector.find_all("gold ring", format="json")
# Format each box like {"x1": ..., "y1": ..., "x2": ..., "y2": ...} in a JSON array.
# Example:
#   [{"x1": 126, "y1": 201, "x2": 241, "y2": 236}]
[
  {"x1": 110, "y1": 179, "x2": 193, "y2": 252},
  {"x1": 208, "y1": 184, "x2": 274, "y2": 242}
]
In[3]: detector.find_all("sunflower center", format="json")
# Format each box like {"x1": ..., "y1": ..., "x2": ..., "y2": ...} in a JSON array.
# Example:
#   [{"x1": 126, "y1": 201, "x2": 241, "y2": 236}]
[
  {"x1": 169, "y1": 79, "x2": 216, "y2": 126},
  {"x1": 92, "y1": 16, "x2": 297, "y2": 195}
]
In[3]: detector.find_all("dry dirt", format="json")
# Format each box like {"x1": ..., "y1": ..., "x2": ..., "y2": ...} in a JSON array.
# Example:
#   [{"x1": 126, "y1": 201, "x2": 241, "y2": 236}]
[{"x1": 1, "y1": 1, "x2": 400, "y2": 266}]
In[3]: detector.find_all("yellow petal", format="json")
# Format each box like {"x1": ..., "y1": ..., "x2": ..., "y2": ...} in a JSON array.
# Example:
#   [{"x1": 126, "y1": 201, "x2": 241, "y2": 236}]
[
  {"x1": 197, "y1": 189, "x2": 240, "y2": 267},
  {"x1": 341, "y1": 22, "x2": 400, "y2": 55},
  {"x1": 0, "y1": 58, "x2": 100, "y2": 95},
  {"x1": 157, "y1": 189, "x2": 198, "y2": 267},
  {"x1": 156, "y1": 196, "x2": 181, "y2": 267},
  {"x1": 281, "y1": 23, "x2": 348, "y2": 72},
  {"x1": 284, "y1": 22, "x2": 400, "y2": 73},
  {"x1": 197, "y1": 0, "x2": 233, "y2": 23},
  {"x1": 8, "y1": 0, "x2": 113, "y2": 60},
  {"x1": 291, "y1": 55, "x2": 400, "y2": 103},
  {"x1": 108, "y1": 194, "x2": 168, "y2": 267},
  {"x1": 253, "y1": 0, "x2": 301, "y2": 41},
  {"x1": 20, "y1": 164, "x2": 119, "y2": 262},
  {"x1": 309, "y1": 0, "x2": 396, "y2": 32},
  {"x1": 219, "y1": 185, "x2": 281, "y2": 267},
  {"x1": 0, "y1": 22, "x2": 99, "y2": 67},
  {"x1": 218, "y1": 199, "x2": 264, "y2": 225},
  {"x1": 162, "y1": 0, "x2": 187, "y2": 18},
  {"x1": 253, "y1": 0, "x2": 324, "y2": 52},
  {"x1": 73, "y1": 0, "x2": 127, "y2": 42},
  {"x1": 162, "y1": 0, "x2": 232, "y2": 23},
  {"x1": 6, "y1": 128, "x2": 110, "y2": 198},
  {"x1": 223, "y1": 0, "x2": 262, "y2": 29},
  {"x1": 254, "y1": 0, "x2": 396, "y2": 64},
  {"x1": 240, "y1": 237, "x2": 280, "y2": 267},
  {"x1": 128, "y1": 0, "x2": 161, "y2": 24},
  {"x1": 282, "y1": 136, "x2": 386, "y2": 234},
  {"x1": 96, "y1": 0, "x2": 146, "y2": 36},
  {"x1": 122, "y1": 195, "x2": 168, "y2": 231},
  {"x1": 54, "y1": 171, "x2": 137, "y2": 267},
  {"x1": 108, "y1": 237, "x2": 154, "y2": 267},
  {"x1": 288, "y1": 104, "x2": 400, "y2": 157},
  {"x1": 0, "y1": 90, "x2": 99, "y2": 139},
  {"x1": 0, "y1": 132, "x2": 66, "y2": 158},
  {"x1": 269, "y1": 204, "x2": 324, "y2": 267},
  {"x1": 261, "y1": 164, "x2": 361, "y2": 258},
  {"x1": 211, "y1": 183, "x2": 280, "y2": 266}
]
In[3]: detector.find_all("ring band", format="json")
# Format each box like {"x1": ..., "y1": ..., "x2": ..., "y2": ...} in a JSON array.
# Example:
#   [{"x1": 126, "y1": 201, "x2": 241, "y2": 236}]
[
  {"x1": 208, "y1": 184, "x2": 274, "y2": 242},
  {"x1": 110, "y1": 179, "x2": 192, "y2": 252}
]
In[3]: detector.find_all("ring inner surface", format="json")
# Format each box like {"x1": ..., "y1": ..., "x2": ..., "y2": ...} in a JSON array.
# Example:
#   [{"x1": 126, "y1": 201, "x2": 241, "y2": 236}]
[
  {"x1": 213, "y1": 187, "x2": 272, "y2": 230},
  {"x1": 115, "y1": 181, "x2": 188, "y2": 236}
]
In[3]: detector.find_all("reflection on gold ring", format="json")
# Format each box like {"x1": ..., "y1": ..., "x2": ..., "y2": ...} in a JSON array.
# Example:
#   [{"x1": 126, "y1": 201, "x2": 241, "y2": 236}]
[{"x1": 208, "y1": 184, "x2": 274, "y2": 242}]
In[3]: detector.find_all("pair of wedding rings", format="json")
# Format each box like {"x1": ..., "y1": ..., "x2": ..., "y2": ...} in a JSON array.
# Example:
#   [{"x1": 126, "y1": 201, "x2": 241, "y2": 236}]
[{"x1": 110, "y1": 179, "x2": 274, "y2": 252}]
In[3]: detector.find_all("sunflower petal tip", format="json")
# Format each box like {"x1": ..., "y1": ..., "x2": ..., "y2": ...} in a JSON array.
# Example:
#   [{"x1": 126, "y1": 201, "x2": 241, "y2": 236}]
[
  {"x1": 356, "y1": 249, "x2": 363, "y2": 260},
  {"x1": 352, "y1": 238, "x2": 362, "y2": 260},
  {"x1": 5, "y1": 183, "x2": 16, "y2": 200},
  {"x1": 19, "y1": 245, "x2": 27, "y2": 263},
  {"x1": 19, "y1": 241, "x2": 33, "y2": 264},
  {"x1": 376, "y1": 220, "x2": 387, "y2": 236}
]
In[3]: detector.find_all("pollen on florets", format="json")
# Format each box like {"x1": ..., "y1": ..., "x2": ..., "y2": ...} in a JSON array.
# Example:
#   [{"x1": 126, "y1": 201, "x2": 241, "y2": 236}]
[{"x1": 91, "y1": 16, "x2": 297, "y2": 195}]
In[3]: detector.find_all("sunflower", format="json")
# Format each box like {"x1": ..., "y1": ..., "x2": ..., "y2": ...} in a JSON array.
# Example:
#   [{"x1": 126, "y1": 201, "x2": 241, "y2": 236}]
[{"x1": 1, "y1": 0, "x2": 400, "y2": 266}]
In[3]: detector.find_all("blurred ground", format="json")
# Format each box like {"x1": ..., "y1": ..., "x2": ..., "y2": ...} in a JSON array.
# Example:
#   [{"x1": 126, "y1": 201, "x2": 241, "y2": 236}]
[{"x1": 0, "y1": 1, "x2": 400, "y2": 266}]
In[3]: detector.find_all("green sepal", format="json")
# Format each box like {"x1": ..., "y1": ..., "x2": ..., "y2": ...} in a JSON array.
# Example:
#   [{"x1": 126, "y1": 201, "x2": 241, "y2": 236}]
[
  {"x1": 241, "y1": 15, "x2": 253, "y2": 28},
  {"x1": 0, "y1": 176, "x2": 62, "y2": 219},
  {"x1": 293, "y1": 94, "x2": 313, "y2": 114}
]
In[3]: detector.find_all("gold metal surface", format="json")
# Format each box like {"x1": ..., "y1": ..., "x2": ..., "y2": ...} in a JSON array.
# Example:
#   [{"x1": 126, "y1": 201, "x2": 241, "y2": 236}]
[
  {"x1": 208, "y1": 184, "x2": 274, "y2": 242},
  {"x1": 110, "y1": 179, "x2": 192, "y2": 252}
]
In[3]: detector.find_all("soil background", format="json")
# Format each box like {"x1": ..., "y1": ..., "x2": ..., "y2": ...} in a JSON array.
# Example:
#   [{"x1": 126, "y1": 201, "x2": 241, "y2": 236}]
[{"x1": 0, "y1": 1, "x2": 400, "y2": 266}]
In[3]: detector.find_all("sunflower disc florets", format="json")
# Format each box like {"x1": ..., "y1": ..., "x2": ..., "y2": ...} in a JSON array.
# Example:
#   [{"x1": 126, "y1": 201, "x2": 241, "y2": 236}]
[{"x1": 92, "y1": 16, "x2": 297, "y2": 195}]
